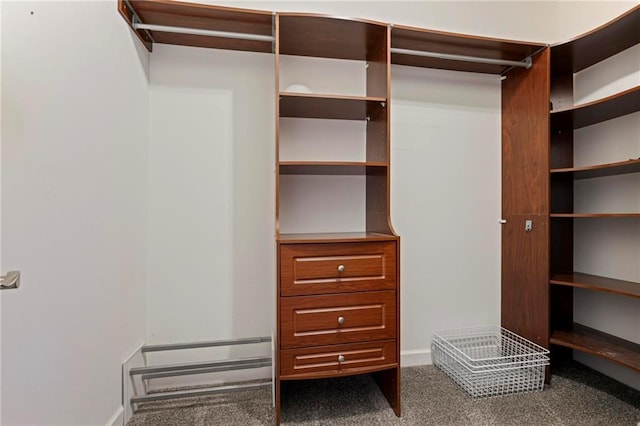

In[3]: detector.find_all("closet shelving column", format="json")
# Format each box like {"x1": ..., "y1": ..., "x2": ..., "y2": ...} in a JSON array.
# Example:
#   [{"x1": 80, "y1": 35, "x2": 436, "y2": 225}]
[
  {"x1": 549, "y1": 5, "x2": 640, "y2": 373},
  {"x1": 274, "y1": 13, "x2": 400, "y2": 425}
]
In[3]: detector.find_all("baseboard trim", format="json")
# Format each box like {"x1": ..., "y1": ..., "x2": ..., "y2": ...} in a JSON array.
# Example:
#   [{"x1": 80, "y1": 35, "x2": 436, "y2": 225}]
[
  {"x1": 401, "y1": 348, "x2": 432, "y2": 367},
  {"x1": 105, "y1": 406, "x2": 124, "y2": 426},
  {"x1": 122, "y1": 342, "x2": 146, "y2": 426}
]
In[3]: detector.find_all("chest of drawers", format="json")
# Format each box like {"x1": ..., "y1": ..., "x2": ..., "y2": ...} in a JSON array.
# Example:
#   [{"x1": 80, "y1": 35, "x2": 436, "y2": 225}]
[{"x1": 276, "y1": 238, "x2": 400, "y2": 418}]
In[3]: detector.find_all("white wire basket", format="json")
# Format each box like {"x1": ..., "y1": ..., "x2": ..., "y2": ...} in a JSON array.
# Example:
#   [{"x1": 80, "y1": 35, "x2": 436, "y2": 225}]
[{"x1": 432, "y1": 325, "x2": 550, "y2": 398}]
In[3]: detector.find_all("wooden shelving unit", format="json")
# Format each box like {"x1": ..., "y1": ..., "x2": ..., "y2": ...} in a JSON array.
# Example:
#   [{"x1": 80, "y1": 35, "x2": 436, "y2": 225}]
[
  {"x1": 551, "y1": 158, "x2": 640, "y2": 179},
  {"x1": 391, "y1": 25, "x2": 544, "y2": 74},
  {"x1": 549, "y1": 4, "x2": 640, "y2": 378},
  {"x1": 550, "y1": 85, "x2": 640, "y2": 129},
  {"x1": 278, "y1": 232, "x2": 399, "y2": 243},
  {"x1": 118, "y1": 0, "x2": 274, "y2": 52},
  {"x1": 550, "y1": 272, "x2": 640, "y2": 299},
  {"x1": 279, "y1": 94, "x2": 386, "y2": 120},
  {"x1": 550, "y1": 324, "x2": 640, "y2": 373},
  {"x1": 279, "y1": 162, "x2": 387, "y2": 175}
]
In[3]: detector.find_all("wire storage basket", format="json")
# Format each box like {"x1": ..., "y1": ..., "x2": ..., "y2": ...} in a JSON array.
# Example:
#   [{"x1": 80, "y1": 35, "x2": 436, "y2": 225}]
[{"x1": 432, "y1": 325, "x2": 550, "y2": 398}]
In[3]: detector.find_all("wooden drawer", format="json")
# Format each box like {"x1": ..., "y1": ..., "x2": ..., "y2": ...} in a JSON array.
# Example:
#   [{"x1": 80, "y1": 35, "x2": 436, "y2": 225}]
[
  {"x1": 280, "y1": 291, "x2": 396, "y2": 349},
  {"x1": 280, "y1": 241, "x2": 396, "y2": 296},
  {"x1": 280, "y1": 340, "x2": 397, "y2": 378}
]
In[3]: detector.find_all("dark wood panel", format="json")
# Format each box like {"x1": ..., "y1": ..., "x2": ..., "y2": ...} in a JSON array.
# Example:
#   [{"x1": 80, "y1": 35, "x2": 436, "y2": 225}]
[
  {"x1": 366, "y1": 170, "x2": 393, "y2": 235},
  {"x1": 501, "y1": 214, "x2": 549, "y2": 348},
  {"x1": 550, "y1": 286, "x2": 573, "y2": 334},
  {"x1": 278, "y1": 162, "x2": 386, "y2": 175},
  {"x1": 118, "y1": 0, "x2": 153, "y2": 51},
  {"x1": 551, "y1": 158, "x2": 640, "y2": 180},
  {"x1": 502, "y1": 49, "x2": 550, "y2": 216},
  {"x1": 366, "y1": 87, "x2": 389, "y2": 163},
  {"x1": 280, "y1": 340, "x2": 396, "y2": 378},
  {"x1": 392, "y1": 25, "x2": 544, "y2": 74},
  {"x1": 549, "y1": 124, "x2": 573, "y2": 170},
  {"x1": 549, "y1": 67, "x2": 573, "y2": 113},
  {"x1": 550, "y1": 174, "x2": 573, "y2": 215},
  {"x1": 130, "y1": 0, "x2": 273, "y2": 33},
  {"x1": 278, "y1": 232, "x2": 397, "y2": 243},
  {"x1": 550, "y1": 323, "x2": 640, "y2": 372},
  {"x1": 280, "y1": 291, "x2": 396, "y2": 349},
  {"x1": 549, "y1": 217, "x2": 573, "y2": 275},
  {"x1": 551, "y1": 213, "x2": 640, "y2": 218},
  {"x1": 279, "y1": 14, "x2": 387, "y2": 60},
  {"x1": 551, "y1": 86, "x2": 640, "y2": 130},
  {"x1": 126, "y1": 0, "x2": 273, "y2": 52},
  {"x1": 373, "y1": 368, "x2": 401, "y2": 416},
  {"x1": 551, "y1": 5, "x2": 640, "y2": 73},
  {"x1": 551, "y1": 272, "x2": 640, "y2": 299},
  {"x1": 280, "y1": 241, "x2": 396, "y2": 296},
  {"x1": 366, "y1": 26, "x2": 389, "y2": 99},
  {"x1": 150, "y1": 32, "x2": 272, "y2": 53},
  {"x1": 279, "y1": 93, "x2": 386, "y2": 120}
]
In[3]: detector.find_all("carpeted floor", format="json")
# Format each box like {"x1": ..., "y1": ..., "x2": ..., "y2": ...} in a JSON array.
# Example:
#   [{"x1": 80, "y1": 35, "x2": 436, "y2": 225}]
[{"x1": 128, "y1": 361, "x2": 640, "y2": 425}]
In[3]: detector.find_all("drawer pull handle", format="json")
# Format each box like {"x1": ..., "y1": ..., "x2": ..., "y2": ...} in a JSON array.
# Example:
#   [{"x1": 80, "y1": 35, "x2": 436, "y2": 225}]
[
  {"x1": 337, "y1": 316, "x2": 345, "y2": 325},
  {"x1": 337, "y1": 264, "x2": 345, "y2": 273},
  {"x1": 338, "y1": 355, "x2": 345, "y2": 363}
]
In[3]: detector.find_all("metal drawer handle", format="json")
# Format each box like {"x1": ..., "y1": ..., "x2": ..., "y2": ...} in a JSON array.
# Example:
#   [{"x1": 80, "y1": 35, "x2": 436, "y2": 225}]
[
  {"x1": 338, "y1": 355, "x2": 345, "y2": 363},
  {"x1": 337, "y1": 316, "x2": 345, "y2": 325},
  {"x1": 337, "y1": 264, "x2": 345, "y2": 273},
  {"x1": 0, "y1": 271, "x2": 20, "y2": 290}
]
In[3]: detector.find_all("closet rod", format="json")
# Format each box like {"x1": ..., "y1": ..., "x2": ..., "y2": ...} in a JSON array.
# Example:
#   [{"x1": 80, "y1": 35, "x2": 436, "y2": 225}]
[
  {"x1": 131, "y1": 382, "x2": 271, "y2": 405},
  {"x1": 390, "y1": 47, "x2": 532, "y2": 69},
  {"x1": 142, "y1": 336, "x2": 271, "y2": 353},
  {"x1": 132, "y1": 22, "x2": 275, "y2": 43}
]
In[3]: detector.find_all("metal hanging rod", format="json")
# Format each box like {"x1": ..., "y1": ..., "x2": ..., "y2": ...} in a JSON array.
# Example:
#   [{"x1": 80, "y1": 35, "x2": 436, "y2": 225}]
[
  {"x1": 132, "y1": 22, "x2": 275, "y2": 43},
  {"x1": 130, "y1": 356, "x2": 272, "y2": 376},
  {"x1": 131, "y1": 382, "x2": 271, "y2": 405},
  {"x1": 390, "y1": 47, "x2": 532, "y2": 69},
  {"x1": 142, "y1": 336, "x2": 271, "y2": 353},
  {"x1": 140, "y1": 360, "x2": 272, "y2": 381}
]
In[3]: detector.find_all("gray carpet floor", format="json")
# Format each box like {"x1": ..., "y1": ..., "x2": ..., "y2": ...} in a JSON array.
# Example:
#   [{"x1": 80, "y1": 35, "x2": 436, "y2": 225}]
[{"x1": 128, "y1": 361, "x2": 640, "y2": 425}]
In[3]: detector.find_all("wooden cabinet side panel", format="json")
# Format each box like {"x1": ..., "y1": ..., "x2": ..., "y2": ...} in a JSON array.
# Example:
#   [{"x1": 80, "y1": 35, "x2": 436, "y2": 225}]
[
  {"x1": 501, "y1": 214, "x2": 549, "y2": 348},
  {"x1": 501, "y1": 49, "x2": 550, "y2": 349},
  {"x1": 502, "y1": 48, "x2": 550, "y2": 216}
]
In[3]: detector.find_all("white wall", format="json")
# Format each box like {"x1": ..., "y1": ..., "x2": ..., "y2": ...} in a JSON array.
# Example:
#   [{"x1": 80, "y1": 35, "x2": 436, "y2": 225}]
[
  {"x1": 211, "y1": 1, "x2": 560, "y2": 43},
  {"x1": 145, "y1": 45, "x2": 275, "y2": 386},
  {"x1": 556, "y1": 1, "x2": 639, "y2": 42},
  {"x1": 1, "y1": 1, "x2": 149, "y2": 424},
  {"x1": 392, "y1": 66, "x2": 502, "y2": 361}
]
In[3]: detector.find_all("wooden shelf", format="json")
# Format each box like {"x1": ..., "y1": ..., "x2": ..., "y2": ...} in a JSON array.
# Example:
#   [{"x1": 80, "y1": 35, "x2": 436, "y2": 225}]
[
  {"x1": 119, "y1": 0, "x2": 274, "y2": 53},
  {"x1": 279, "y1": 93, "x2": 386, "y2": 120},
  {"x1": 550, "y1": 213, "x2": 640, "y2": 218},
  {"x1": 551, "y1": 158, "x2": 640, "y2": 179},
  {"x1": 550, "y1": 272, "x2": 640, "y2": 299},
  {"x1": 550, "y1": 85, "x2": 640, "y2": 130},
  {"x1": 278, "y1": 13, "x2": 387, "y2": 60},
  {"x1": 278, "y1": 232, "x2": 397, "y2": 244},
  {"x1": 279, "y1": 161, "x2": 387, "y2": 175},
  {"x1": 551, "y1": 5, "x2": 640, "y2": 73},
  {"x1": 550, "y1": 323, "x2": 640, "y2": 373},
  {"x1": 391, "y1": 25, "x2": 545, "y2": 74}
]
